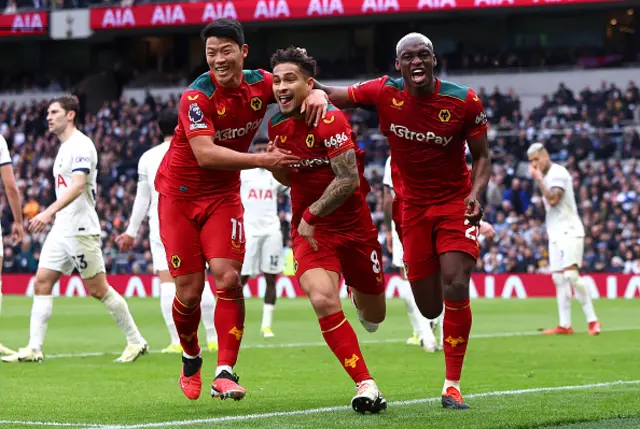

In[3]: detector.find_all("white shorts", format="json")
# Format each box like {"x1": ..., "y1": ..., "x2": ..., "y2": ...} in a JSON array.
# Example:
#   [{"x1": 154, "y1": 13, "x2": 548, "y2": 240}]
[
  {"x1": 549, "y1": 237, "x2": 584, "y2": 272},
  {"x1": 150, "y1": 236, "x2": 169, "y2": 273},
  {"x1": 391, "y1": 220, "x2": 404, "y2": 268},
  {"x1": 241, "y1": 231, "x2": 284, "y2": 277},
  {"x1": 39, "y1": 231, "x2": 106, "y2": 279}
]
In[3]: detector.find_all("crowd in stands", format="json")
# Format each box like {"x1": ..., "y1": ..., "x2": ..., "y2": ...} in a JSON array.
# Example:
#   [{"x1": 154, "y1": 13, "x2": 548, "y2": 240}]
[{"x1": 0, "y1": 79, "x2": 639, "y2": 276}]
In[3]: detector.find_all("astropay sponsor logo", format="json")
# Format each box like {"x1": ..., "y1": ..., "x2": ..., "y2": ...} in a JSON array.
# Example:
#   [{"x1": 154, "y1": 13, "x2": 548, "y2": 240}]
[
  {"x1": 215, "y1": 119, "x2": 263, "y2": 141},
  {"x1": 389, "y1": 123, "x2": 453, "y2": 146}
]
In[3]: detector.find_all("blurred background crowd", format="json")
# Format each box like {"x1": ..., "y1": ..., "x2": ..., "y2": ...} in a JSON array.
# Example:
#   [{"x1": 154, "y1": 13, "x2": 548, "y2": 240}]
[{"x1": 1, "y1": 78, "x2": 639, "y2": 275}]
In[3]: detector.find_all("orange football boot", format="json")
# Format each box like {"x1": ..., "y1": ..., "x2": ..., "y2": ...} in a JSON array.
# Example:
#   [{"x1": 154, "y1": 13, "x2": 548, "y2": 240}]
[
  {"x1": 211, "y1": 370, "x2": 246, "y2": 401},
  {"x1": 179, "y1": 356, "x2": 202, "y2": 400},
  {"x1": 442, "y1": 386, "x2": 470, "y2": 409},
  {"x1": 542, "y1": 326, "x2": 574, "y2": 335}
]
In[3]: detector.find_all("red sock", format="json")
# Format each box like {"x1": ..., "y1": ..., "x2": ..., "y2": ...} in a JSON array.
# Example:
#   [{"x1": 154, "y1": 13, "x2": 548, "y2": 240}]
[
  {"x1": 172, "y1": 297, "x2": 201, "y2": 357},
  {"x1": 443, "y1": 299, "x2": 472, "y2": 381},
  {"x1": 319, "y1": 310, "x2": 371, "y2": 384},
  {"x1": 215, "y1": 287, "x2": 245, "y2": 367}
]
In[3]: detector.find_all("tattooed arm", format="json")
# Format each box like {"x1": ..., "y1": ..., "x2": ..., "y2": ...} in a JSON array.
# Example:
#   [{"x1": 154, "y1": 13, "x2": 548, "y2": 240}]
[{"x1": 308, "y1": 148, "x2": 360, "y2": 217}]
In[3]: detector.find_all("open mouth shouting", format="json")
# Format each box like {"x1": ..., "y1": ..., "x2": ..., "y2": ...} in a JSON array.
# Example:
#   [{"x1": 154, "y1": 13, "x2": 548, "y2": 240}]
[{"x1": 410, "y1": 67, "x2": 427, "y2": 84}]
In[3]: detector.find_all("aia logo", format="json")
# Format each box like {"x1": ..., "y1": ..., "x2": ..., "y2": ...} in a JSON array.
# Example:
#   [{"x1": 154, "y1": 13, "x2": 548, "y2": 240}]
[{"x1": 247, "y1": 189, "x2": 273, "y2": 200}]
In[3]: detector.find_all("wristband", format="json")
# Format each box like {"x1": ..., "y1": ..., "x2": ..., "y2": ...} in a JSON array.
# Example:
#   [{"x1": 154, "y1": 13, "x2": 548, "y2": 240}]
[{"x1": 303, "y1": 208, "x2": 321, "y2": 225}]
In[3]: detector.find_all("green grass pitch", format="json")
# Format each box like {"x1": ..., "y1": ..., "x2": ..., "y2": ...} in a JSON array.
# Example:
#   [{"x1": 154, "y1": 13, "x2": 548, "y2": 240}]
[{"x1": 0, "y1": 296, "x2": 638, "y2": 428}]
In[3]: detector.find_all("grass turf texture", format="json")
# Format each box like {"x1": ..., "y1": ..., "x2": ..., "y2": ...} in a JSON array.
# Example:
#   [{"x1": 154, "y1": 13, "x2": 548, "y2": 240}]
[{"x1": 0, "y1": 296, "x2": 638, "y2": 428}]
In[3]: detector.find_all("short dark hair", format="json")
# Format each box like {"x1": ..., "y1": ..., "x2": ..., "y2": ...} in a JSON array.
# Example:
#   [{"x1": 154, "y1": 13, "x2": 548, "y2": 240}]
[
  {"x1": 158, "y1": 107, "x2": 177, "y2": 137},
  {"x1": 270, "y1": 46, "x2": 317, "y2": 78},
  {"x1": 200, "y1": 19, "x2": 245, "y2": 46},
  {"x1": 51, "y1": 95, "x2": 80, "y2": 124}
]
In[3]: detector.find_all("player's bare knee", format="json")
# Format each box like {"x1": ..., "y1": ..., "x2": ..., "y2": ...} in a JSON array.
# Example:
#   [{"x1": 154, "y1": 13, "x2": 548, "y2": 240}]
[
  {"x1": 33, "y1": 269, "x2": 58, "y2": 295},
  {"x1": 214, "y1": 268, "x2": 241, "y2": 290},
  {"x1": 174, "y1": 275, "x2": 205, "y2": 307},
  {"x1": 308, "y1": 289, "x2": 340, "y2": 316},
  {"x1": 417, "y1": 300, "x2": 443, "y2": 320}
]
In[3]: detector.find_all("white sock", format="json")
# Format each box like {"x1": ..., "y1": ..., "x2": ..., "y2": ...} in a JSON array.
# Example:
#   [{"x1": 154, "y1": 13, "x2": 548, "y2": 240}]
[
  {"x1": 27, "y1": 295, "x2": 53, "y2": 352},
  {"x1": 216, "y1": 364, "x2": 233, "y2": 377},
  {"x1": 566, "y1": 272, "x2": 598, "y2": 323},
  {"x1": 101, "y1": 286, "x2": 145, "y2": 345},
  {"x1": 160, "y1": 282, "x2": 180, "y2": 345},
  {"x1": 401, "y1": 281, "x2": 422, "y2": 336},
  {"x1": 201, "y1": 281, "x2": 217, "y2": 343},
  {"x1": 443, "y1": 379, "x2": 461, "y2": 395},
  {"x1": 183, "y1": 351, "x2": 201, "y2": 359},
  {"x1": 553, "y1": 273, "x2": 572, "y2": 328},
  {"x1": 261, "y1": 303, "x2": 275, "y2": 330},
  {"x1": 438, "y1": 311, "x2": 444, "y2": 347}
]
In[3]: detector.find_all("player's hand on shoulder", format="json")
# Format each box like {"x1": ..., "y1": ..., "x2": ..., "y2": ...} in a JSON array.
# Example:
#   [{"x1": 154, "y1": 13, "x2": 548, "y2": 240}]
[
  {"x1": 463, "y1": 195, "x2": 483, "y2": 227},
  {"x1": 116, "y1": 233, "x2": 135, "y2": 252},
  {"x1": 301, "y1": 89, "x2": 328, "y2": 127},
  {"x1": 11, "y1": 222, "x2": 24, "y2": 245}
]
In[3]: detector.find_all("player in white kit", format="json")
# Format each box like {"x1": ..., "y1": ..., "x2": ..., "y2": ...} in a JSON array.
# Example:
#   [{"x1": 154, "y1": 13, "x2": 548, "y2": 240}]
[
  {"x1": 240, "y1": 141, "x2": 285, "y2": 338},
  {"x1": 0, "y1": 134, "x2": 25, "y2": 357},
  {"x1": 527, "y1": 143, "x2": 600, "y2": 336},
  {"x1": 383, "y1": 156, "x2": 440, "y2": 352},
  {"x1": 2, "y1": 96, "x2": 148, "y2": 363},
  {"x1": 117, "y1": 108, "x2": 218, "y2": 353}
]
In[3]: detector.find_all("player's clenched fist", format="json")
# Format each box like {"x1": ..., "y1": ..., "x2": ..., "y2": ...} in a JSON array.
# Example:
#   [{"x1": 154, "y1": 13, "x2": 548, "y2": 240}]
[
  {"x1": 463, "y1": 195, "x2": 484, "y2": 226},
  {"x1": 116, "y1": 233, "x2": 135, "y2": 252}
]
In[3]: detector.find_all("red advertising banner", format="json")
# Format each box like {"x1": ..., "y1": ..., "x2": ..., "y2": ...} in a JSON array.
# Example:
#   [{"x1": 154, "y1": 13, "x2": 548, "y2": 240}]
[
  {"x1": 0, "y1": 11, "x2": 48, "y2": 36},
  {"x1": 2, "y1": 273, "x2": 639, "y2": 299},
  {"x1": 90, "y1": 0, "x2": 621, "y2": 30}
]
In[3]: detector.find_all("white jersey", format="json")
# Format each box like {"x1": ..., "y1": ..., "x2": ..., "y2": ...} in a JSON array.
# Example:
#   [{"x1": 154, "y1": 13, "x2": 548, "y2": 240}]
[
  {"x1": 53, "y1": 129, "x2": 100, "y2": 237},
  {"x1": 136, "y1": 141, "x2": 170, "y2": 242},
  {"x1": 383, "y1": 156, "x2": 394, "y2": 192},
  {"x1": 240, "y1": 168, "x2": 285, "y2": 236},
  {"x1": 0, "y1": 135, "x2": 11, "y2": 166},
  {"x1": 542, "y1": 163, "x2": 585, "y2": 239}
]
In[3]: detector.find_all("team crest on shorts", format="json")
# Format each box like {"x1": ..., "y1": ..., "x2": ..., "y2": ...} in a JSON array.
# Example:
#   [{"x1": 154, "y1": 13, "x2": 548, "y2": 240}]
[
  {"x1": 305, "y1": 134, "x2": 315, "y2": 148},
  {"x1": 403, "y1": 261, "x2": 409, "y2": 275},
  {"x1": 293, "y1": 260, "x2": 299, "y2": 274},
  {"x1": 250, "y1": 97, "x2": 263, "y2": 111},
  {"x1": 170, "y1": 255, "x2": 181, "y2": 269},
  {"x1": 438, "y1": 109, "x2": 451, "y2": 123}
]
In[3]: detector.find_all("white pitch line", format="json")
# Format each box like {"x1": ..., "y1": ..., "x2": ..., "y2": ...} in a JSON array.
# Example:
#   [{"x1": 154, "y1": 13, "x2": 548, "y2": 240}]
[
  {"x1": 2, "y1": 380, "x2": 638, "y2": 428},
  {"x1": 43, "y1": 326, "x2": 640, "y2": 360}
]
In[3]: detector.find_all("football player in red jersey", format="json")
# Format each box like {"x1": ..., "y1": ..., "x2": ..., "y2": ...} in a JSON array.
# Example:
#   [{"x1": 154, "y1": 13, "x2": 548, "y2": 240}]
[
  {"x1": 154, "y1": 19, "x2": 328, "y2": 402},
  {"x1": 268, "y1": 46, "x2": 387, "y2": 414},
  {"x1": 315, "y1": 33, "x2": 491, "y2": 409}
]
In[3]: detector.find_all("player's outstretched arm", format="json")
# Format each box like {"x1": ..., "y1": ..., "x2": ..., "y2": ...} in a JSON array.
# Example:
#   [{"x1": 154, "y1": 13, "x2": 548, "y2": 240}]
[
  {"x1": 0, "y1": 164, "x2": 23, "y2": 244},
  {"x1": 190, "y1": 135, "x2": 299, "y2": 171},
  {"x1": 29, "y1": 172, "x2": 86, "y2": 233},
  {"x1": 313, "y1": 81, "x2": 354, "y2": 109},
  {"x1": 308, "y1": 148, "x2": 360, "y2": 217}
]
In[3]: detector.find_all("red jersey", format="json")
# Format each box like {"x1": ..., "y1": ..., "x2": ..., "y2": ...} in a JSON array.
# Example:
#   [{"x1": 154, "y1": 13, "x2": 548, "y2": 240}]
[
  {"x1": 155, "y1": 69, "x2": 274, "y2": 199},
  {"x1": 268, "y1": 106, "x2": 371, "y2": 233},
  {"x1": 349, "y1": 77, "x2": 487, "y2": 206}
]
